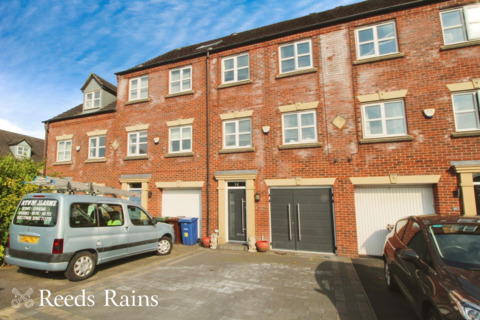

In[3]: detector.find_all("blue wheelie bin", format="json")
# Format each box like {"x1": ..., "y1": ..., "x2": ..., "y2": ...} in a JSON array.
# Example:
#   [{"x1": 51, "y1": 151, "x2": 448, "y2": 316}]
[{"x1": 178, "y1": 217, "x2": 198, "y2": 245}]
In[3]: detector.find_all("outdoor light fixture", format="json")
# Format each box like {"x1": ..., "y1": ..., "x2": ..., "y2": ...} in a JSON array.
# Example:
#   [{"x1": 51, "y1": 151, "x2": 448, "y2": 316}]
[
  {"x1": 75, "y1": 146, "x2": 81, "y2": 152},
  {"x1": 255, "y1": 192, "x2": 260, "y2": 202},
  {"x1": 154, "y1": 137, "x2": 160, "y2": 144},
  {"x1": 262, "y1": 126, "x2": 270, "y2": 134}
]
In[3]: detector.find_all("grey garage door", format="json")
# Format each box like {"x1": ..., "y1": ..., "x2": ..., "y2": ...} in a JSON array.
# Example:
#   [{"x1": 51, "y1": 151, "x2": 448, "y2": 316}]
[{"x1": 270, "y1": 188, "x2": 335, "y2": 253}]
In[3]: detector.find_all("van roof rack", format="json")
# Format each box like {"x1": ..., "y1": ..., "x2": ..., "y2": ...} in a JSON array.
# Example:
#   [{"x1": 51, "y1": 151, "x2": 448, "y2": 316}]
[{"x1": 25, "y1": 176, "x2": 140, "y2": 198}]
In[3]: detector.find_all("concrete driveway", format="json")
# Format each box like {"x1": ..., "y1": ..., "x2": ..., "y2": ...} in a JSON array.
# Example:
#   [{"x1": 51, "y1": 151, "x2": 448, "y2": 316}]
[{"x1": 0, "y1": 246, "x2": 376, "y2": 320}]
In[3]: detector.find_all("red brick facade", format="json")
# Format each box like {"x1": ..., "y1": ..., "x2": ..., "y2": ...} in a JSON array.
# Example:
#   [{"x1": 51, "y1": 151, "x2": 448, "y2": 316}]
[{"x1": 46, "y1": 0, "x2": 480, "y2": 257}]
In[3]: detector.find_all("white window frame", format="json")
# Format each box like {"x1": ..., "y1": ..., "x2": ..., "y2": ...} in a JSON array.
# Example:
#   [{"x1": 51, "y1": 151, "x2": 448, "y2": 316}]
[
  {"x1": 451, "y1": 91, "x2": 480, "y2": 132},
  {"x1": 16, "y1": 146, "x2": 30, "y2": 157},
  {"x1": 361, "y1": 100, "x2": 407, "y2": 139},
  {"x1": 440, "y1": 5, "x2": 480, "y2": 45},
  {"x1": 127, "y1": 131, "x2": 148, "y2": 156},
  {"x1": 57, "y1": 140, "x2": 72, "y2": 162},
  {"x1": 169, "y1": 66, "x2": 192, "y2": 94},
  {"x1": 84, "y1": 90, "x2": 101, "y2": 110},
  {"x1": 355, "y1": 21, "x2": 399, "y2": 60},
  {"x1": 168, "y1": 125, "x2": 192, "y2": 153},
  {"x1": 128, "y1": 75, "x2": 149, "y2": 101},
  {"x1": 278, "y1": 39, "x2": 313, "y2": 74},
  {"x1": 223, "y1": 118, "x2": 252, "y2": 149},
  {"x1": 281, "y1": 110, "x2": 318, "y2": 145},
  {"x1": 222, "y1": 53, "x2": 250, "y2": 84},
  {"x1": 88, "y1": 136, "x2": 106, "y2": 159}
]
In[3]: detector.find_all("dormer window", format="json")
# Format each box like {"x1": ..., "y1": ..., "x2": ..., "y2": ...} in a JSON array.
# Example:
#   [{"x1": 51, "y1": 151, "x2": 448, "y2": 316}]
[
  {"x1": 85, "y1": 90, "x2": 101, "y2": 109},
  {"x1": 16, "y1": 146, "x2": 30, "y2": 158}
]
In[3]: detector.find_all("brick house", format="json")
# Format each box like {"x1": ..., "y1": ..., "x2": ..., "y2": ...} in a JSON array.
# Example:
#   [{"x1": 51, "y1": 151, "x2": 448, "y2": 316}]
[{"x1": 44, "y1": 0, "x2": 480, "y2": 257}]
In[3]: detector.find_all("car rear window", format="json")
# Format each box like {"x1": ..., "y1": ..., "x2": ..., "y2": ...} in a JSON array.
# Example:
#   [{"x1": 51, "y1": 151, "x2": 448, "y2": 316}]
[{"x1": 13, "y1": 199, "x2": 58, "y2": 227}]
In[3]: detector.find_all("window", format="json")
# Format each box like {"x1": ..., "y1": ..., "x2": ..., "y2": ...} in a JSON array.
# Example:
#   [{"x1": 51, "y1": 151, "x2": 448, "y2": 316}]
[
  {"x1": 440, "y1": 5, "x2": 480, "y2": 45},
  {"x1": 169, "y1": 126, "x2": 192, "y2": 153},
  {"x1": 170, "y1": 66, "x2": 191, "y2": 94},
  {"x1": 128, "y1": 206, "x2": 152, "y2": 226},
  {"x1": 128, "y1": 131, "x2": 147, "y2": 156},
  {"x1": 279, "y1": 39, "x2": 312, "y2": 74},
  {"x1": 57, "y1": 140, "x2": 72, "y2": 162},
  {"x1": 97, "y1": 203, "x2": 124, "y2": 227},
  {"x1": 362, "y1": 100, "x2": 407, "y2": 138},
  {"x1": 70, "y1": 203, "x2": 97, "y2": 228},
  {"x1": 452, "y1": 92, "x2": 480, "y2": 131},
  {"x1": 223, "y1": 53, "x2": 249, "y2": 83},
  {"x1": 223, "y1": 118, "x2": 252, "y2": 148},
  {"x1": 129, "y1": 76, "x2": 148, "y2": 101},
  {"x1": 402, "y1": 221, "x2": 429, "y2": 263},
  {"x1": 282, "y1": 111, "x2": 317, "y2": 144},
  {"x1": 395, "y1": 220, "x2": 408, "y2": 240},
  {"x1": 128, "y1": 183, "x2": 142, "y2": 205},
  {"x1": 16, "y1": 146, "x2": 30, "y2": 157},
  {"x1": 85, "y1": 90, "x2": 101, "y2": 109},
  {"x1": 89, "y1": 136, "x2": 106, "y2": 159},
  {"x1": 355, "y1": 22, "x2": 398, "y2": 59}
]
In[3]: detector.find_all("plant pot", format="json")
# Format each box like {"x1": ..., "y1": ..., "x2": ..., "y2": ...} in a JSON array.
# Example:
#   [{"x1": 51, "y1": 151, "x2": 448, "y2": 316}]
[
  {"x1": 202, "y1": 237, "x2": 211, "y2": 248},
  {"x1": 256, "y1": 240, "x2": 269, "y2": 252}
]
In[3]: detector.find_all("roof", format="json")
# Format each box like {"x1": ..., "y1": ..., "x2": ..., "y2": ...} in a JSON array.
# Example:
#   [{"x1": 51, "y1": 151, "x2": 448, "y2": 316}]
[
  {"x1": 81, "y1": 73, "x2": 117, "y2": 95},
  {"x1": 0, "y1": 129, "x2": 45, "y2": 162},
  {"x1": 44, "y1": 101, "x2": 117, "y2": 123},
  {"x1": 117, "y1": 0, "x2": 444, "y2": 75}
]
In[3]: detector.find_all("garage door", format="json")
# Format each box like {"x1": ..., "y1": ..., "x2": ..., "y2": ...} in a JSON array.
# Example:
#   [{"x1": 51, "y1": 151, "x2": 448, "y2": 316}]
[
  {"x1": 270, "y1": 188, "x2": 335, "y2": 253},
  {"x1": 354, "y1": 186, "x2": 435, "y2": 256},
  {"x1": 162, "y1": 189, "x2": 202, "y2": 237}
]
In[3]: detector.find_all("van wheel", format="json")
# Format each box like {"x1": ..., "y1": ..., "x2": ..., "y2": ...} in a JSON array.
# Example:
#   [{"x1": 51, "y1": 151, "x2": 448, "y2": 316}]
[
  {"x1": 157, "y1": 237, "x2": 172, "y2": 255},
  {"x1": 384, "y1": 260, "x2": 398, "y2": 292},
  {"x1": 65, "y1": 251, "x2": 96, "y2": 281}
]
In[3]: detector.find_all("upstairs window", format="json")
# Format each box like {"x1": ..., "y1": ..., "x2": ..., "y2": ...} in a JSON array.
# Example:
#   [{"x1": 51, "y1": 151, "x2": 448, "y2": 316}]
[
  {"x1": 440, "y1": 6, "x2": 480, "y2": 45},
  {"x1": 223, "y1": 53, "x2": 249, "y2": 83},
  {"x1": 282, "y1": 111, "x2": 317, "y2": 144},
  {"x1": 169, "y1": 126, "x2": 192, "y2": 153},
  {"x1": 128, "y1": 131, "x2": 147, "y2": 156},
  {"x1": 16, "y1": 146, "x2": 30, "y2": 158},
  {"x1": 452, "y1": 92, "x2": 480, "y2": 131},
  {"x1": 362, "y1": 100, "x2": 407, "y2": 138},
  {"x1": 85, "y1": 90, "x2": 101, "y2": 109},
  {"x1": 223, "y1": 118, "x2": 252, "y2": 149},
  {"x1": 89, "y1": 136, "x2": 106, "y2": 159},
  {"x1": 170, "y1": 66, "x2": 192, "y2": 94},
  {"x1": 57, "y1": 140, "x2": 72, "y2": 162},
  {"x1": 279, "y1": 39, "x2": 312, "y2": 74},
  {"x1": 355, "y1": 21, "x2": 398, "y2": 59},
  {"x1": 129, "y1": 76, "x2": 148, "y2": 101}
]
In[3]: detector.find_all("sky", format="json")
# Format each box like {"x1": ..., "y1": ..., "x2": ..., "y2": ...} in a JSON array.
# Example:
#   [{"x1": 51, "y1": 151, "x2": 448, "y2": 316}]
[{"x1": 0, "y1": 0, "x2": 361, "y2": 139}]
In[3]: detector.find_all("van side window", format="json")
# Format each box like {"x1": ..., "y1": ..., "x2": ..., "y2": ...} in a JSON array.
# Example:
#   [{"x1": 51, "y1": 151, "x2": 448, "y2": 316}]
[
  {"x1": 98, "y1": 203, "x2": 124, "y2": 227},
  {"x1": 70, "y1": 203, "x2": 97, "y2": 228},
  {"x1": 128, "y1": 206, "x2": 152, "y2": 226}
]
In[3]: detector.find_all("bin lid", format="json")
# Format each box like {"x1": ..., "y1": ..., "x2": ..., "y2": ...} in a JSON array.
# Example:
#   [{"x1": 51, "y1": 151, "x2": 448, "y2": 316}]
[
  {"x1": 165, "y1": 217, "x2": 181, "y2": 222},
  {"x1": 178, "y1": 217, "x2": 198, "y2": 223}
]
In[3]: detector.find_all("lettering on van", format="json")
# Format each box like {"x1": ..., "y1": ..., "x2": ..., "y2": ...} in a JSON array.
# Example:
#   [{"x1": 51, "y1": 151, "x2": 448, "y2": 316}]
[{"x1": 14, "y1": 199, "x2": 58, "y2": 226}]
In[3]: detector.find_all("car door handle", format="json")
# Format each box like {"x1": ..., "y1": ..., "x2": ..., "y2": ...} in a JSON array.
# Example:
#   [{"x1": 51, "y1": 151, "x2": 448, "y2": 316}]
[{"x1": 124, "y1": 226, "x2": 129, "y2": 232}]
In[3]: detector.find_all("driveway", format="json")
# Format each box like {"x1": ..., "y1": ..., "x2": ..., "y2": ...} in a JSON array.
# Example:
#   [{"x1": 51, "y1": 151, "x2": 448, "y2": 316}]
[{"x1": 1, "y1": 246, "x2": 376, "y2": 320}]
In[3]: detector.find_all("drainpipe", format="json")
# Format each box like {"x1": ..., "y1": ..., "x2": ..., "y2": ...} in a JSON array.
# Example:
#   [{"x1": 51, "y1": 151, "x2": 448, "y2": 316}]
[
  {"x1": 206, "y1": 49, "x2": 211, "y2": 238},
  {"x1": 43, "y1": 122, "x2": 49, "y2": 176}
]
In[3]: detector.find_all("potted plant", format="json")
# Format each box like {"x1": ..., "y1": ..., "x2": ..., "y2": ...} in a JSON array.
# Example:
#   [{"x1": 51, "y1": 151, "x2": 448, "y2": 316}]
[
  {"x1": 256, "y1": 240, "x2": 269, "y2": 252},
  {"x1": 202, "y1": 236, "x2": 211, "y2": 248}
]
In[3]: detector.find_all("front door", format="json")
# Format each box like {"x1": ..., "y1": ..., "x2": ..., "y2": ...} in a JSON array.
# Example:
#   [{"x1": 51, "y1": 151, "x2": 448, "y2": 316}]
[{"x1": 228, "y1": 189, "x2": 246, "y2": 241}]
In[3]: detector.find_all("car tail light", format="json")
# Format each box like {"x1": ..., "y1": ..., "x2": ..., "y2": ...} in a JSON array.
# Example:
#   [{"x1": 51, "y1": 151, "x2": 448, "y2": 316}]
[
  {"x1": 6, "y1": 235, "x2": 10, "y2": 248},
  {"x1": 33, "y1": 195, "x2": 45, "y2": 198},
  {"x1": 52, "y1": 239, "x2": 64, "y2": 254}
]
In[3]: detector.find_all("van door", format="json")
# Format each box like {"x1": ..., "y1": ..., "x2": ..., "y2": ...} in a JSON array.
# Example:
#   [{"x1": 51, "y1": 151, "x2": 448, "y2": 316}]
[
  {"x1": 65, "y1": 202, "x2": 100, "y2": 258},
  {"x1": 126, "y1": 206, "x2": 158, "y2": 254},
  {"x1": 97, "y1": 203, "x2": 129, "y2": 262}
]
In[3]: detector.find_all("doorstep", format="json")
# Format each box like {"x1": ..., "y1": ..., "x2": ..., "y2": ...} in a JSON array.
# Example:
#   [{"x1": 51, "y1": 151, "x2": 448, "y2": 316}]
[{"x1": 217, "y1": 243, "x2": 248, "y2": 251}]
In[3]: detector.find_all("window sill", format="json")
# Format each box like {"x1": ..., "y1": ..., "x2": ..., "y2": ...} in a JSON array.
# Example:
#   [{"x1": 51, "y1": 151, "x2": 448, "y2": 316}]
[
  {"x1": 53, "y1": 161, "x2": 72, "y2": 166},
  {"x1": 359, "y1": 135, "x2": 414, "y2": 144},
  {"x1": 451, "y1": 130, "x2": 480, "y2": 138},
  {"x1": 219, "y1": 147, "x2": 255, "y2": 154},
  {"x1": 218, "y1": 80, "x2": 253, "y2": 89},
  {"x1": 85, "y1": 158, "x2": 106, "y2": 163},
  {"x1": 440, "y1": 40, "x2": 480, "y2": 51},
  {"x1": 275, "y1": 68, "x2": 318, "y2": 79},
  {"x1": 278, "y1": 142, "x2": 322, "y2": 150},
  {"x1": 123, "y1": 155, "x2": 149, "y2": 161},
  {"x1": 165, "y1": 90, "x2": 194, "y2": 99},
  {"x1": 125, "y1": 98, "x2": 150, "y2": 106},
  {"x1": 353, "y1": 53, "x2": 405, "y2": 65},
  {"x1": 165, "y1": 152, "x2": 194, "y2": 158}
]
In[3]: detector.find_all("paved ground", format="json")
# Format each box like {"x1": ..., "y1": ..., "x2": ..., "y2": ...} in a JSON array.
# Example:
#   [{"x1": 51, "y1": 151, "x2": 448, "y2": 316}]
[
  {"x1": 0, "y1": 245, "x2": 376, "y2": 320},
  {"x1": 352, "y1": 257, "x2": 418, "y2": 320}
]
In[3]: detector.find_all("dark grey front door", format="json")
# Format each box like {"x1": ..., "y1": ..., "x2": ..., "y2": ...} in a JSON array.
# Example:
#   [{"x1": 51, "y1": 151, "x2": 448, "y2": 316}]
[
  {"x1": 270, "y1": 188, "x2": 334, "y2": 253},
  {"x1": 228, "y1": 189, "x2": 246, "y2": 241}
]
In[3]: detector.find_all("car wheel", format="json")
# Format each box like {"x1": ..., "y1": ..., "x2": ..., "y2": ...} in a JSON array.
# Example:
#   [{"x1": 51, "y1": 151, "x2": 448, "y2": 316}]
[
  {"x1": 65, "y1": 251, "x2": 96, "y2": 281},
  {"x1": 426, "y1": 307, "x2": 441, "y2": 320},
  {"x1": 384, "y1": 260, "x2": 398, "y2": 292},
  {"x1": 156, "y1": 236, "x2": 172, "y2": 256}
]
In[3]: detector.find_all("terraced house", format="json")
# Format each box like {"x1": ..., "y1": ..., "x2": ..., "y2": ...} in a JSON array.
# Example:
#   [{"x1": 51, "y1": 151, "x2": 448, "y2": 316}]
[{"x1": 44, "y1": 0, "x2": 480, "y2": 257}]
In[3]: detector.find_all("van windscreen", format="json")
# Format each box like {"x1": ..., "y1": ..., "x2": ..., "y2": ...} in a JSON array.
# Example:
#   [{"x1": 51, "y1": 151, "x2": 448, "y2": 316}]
[{"x1": 13, "y1": 199, "x2": 58, "y2": 227}]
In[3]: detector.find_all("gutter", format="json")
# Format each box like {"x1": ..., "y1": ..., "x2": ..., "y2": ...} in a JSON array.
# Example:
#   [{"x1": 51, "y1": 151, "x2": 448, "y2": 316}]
[
  {"x1": 206, "y1": 50, "x2": 211, "y2": 238},
  {"x1": 42, "y1": 108, "x2": 116, "y2": 124},
  {"x1": 115, "y1": 0, "x2": 444, "y2": 76},
  {"x1": 43, "y1": 122, "x2": 49, "y2": 176}
]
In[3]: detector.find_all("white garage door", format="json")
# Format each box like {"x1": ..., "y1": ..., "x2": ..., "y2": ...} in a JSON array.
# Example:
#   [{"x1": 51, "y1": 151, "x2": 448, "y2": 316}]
[
  {"x1": 354, "y1": 186, "x2": 435, "y2": 256},
  {"x1": 162, "y1": 189, "x2": 202, "y2": 238}
]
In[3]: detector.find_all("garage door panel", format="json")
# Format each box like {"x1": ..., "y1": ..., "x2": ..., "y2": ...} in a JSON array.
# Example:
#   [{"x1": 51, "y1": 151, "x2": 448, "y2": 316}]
[{"x1": 162, "y1": 189, "x2": 202, "y2": 238}]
